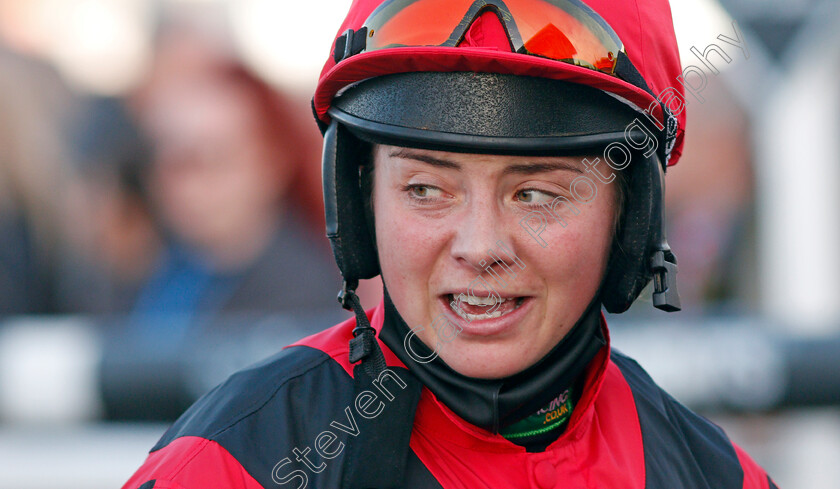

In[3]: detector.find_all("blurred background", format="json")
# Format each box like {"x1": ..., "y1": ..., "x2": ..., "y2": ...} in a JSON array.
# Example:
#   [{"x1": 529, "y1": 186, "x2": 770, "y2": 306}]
[{"x1": 0, "y1": 0, "x2": 837, "y2": 487}]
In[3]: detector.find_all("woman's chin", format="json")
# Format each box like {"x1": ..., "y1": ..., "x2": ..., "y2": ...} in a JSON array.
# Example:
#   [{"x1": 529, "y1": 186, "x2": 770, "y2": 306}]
[{"x1": 436, "y1": 345, "x2": 538, "y2": 379}]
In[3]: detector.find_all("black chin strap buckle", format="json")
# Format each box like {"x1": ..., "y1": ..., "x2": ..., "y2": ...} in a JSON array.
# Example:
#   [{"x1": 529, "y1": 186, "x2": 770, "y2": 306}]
[
  {"x1": 651, "y1": 250, "x2": 681, "y2": 312},
  {"x1": 338, "y1": 279, "x2": 387, "y2": 375},
  {"x1": 337, "y1": 279, "x2": 359, "y2": 311}
]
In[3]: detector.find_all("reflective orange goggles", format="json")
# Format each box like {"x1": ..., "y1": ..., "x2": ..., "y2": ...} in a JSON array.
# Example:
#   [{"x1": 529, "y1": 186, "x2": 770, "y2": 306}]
[{"x1": 357, "y1": 0, "x2": 624, "y2": 75}]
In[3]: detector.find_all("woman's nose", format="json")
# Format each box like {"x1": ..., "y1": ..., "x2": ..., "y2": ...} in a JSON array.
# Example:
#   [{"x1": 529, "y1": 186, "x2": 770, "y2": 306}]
[{"x1": 449, "y1": 201, "x2": 517, "y2": 272}]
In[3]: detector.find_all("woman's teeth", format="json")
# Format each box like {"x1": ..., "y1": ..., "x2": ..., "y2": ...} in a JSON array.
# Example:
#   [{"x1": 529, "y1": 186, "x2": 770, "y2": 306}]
[
  {"x1": 448, "y1": 294, "x2": 524, "y2": 321},
  {"x1": 463, "y1": 295, "x2": 500, "y2": 306}
]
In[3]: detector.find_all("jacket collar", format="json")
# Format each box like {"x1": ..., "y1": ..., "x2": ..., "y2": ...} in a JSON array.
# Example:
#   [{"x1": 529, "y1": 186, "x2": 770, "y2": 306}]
[{"x1": 410, "y1": 337, "x2": 610, "y2": 452}]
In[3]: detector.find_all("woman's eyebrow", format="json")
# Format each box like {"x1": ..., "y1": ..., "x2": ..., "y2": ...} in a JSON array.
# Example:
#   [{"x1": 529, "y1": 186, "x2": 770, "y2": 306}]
[
  {"x1": 502, "y1": 161, "x2": 584, "y2": 175},
  {"x1": 388, "y1": 149, "x2": 583, "y2": 175},
  {"x1": 389, "y1": 149, "x2": 461, "y2": 170}
]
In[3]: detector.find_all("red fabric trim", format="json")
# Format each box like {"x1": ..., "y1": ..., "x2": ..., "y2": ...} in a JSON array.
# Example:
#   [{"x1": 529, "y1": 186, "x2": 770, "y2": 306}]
[
  {"x1": 138, "y1": 481, "x2": 190, "y2": 489},
  {"x1": 734, "y1": 443, "x2": 771, "y2": 489},
  {"x1": 408, "y1": 315, "x2": 645, "y2": 489},
  {"x1": 287, "y1": 299, "x2": 406, "y2": 377},
  {"x1": 121, "y1": 437, "x2": 264, "y2": 489}
]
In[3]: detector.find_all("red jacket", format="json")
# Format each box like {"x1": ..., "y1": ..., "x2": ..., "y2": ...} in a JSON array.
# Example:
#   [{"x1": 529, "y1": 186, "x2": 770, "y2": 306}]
[{"x1": 123, "y1": 299, "x2": 778, "y2": 489}]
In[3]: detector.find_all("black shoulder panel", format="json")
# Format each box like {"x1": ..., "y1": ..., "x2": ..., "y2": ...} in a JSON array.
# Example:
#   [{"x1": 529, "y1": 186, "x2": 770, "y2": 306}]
[
  {"x1": 151, "y1": 345, "x2": 438, "y2": 488},
  {"x1": 153, "y1": 345, "x2": 356, "y2": 487},
  {"x1": 611, "y1": 350, "x2": 745, "y2": 489},
  {"x1": 152, "y1": 345, "x2": 338, "y2": 451}
]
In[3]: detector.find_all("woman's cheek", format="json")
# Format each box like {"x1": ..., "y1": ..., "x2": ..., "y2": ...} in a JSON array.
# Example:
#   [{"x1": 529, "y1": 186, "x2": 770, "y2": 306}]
[
  {"x1": 524, "y1": 219, "x2": 606, "y2": 286},
  {"x1": 377, "y1": 208, "x2": 435, "y2": 283}
]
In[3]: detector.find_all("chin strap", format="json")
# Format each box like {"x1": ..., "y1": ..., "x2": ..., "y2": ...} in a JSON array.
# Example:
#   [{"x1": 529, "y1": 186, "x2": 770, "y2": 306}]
[
  {"x1": 337, "y1": 279, "x2": 422, "y2": 489},
  {"x1": 649, "y1": 157, "x2": 681, "y2": 313},
  {"x1": 339, "y1": 279, "x2": 387, "y2": 378}
]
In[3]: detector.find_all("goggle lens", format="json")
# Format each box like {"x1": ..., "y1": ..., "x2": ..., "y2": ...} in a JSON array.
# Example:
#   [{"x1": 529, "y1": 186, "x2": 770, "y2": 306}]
[{"x1": 364, "y1": 0, "x2": 623, "y2": 75}]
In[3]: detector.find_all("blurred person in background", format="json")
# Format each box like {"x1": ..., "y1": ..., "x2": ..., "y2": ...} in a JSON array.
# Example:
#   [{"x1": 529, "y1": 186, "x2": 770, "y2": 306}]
[
  {"x1": 0, "y1": 43, "x2": 104, "y2": 315},
  {"x1": 70, "y1": 96, "x2": 164, "y2": 314},
  {"x1": 126, "y1": 26, "x2": 341, "y2": 327},
  {"x1": 663, "y1": 77, "x2": 755, "y2": 312}
]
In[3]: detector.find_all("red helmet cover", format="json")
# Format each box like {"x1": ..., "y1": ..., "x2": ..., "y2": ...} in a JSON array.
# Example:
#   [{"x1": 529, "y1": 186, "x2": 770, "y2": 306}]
[{"x1": 314, "y1": 0, "x2": 686, "y2": 165}]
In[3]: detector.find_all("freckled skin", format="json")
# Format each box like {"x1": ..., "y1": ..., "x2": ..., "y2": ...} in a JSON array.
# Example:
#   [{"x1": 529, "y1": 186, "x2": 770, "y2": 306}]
[{"x1": 372, "y1": 144, "x2": 617, "y2": 379}]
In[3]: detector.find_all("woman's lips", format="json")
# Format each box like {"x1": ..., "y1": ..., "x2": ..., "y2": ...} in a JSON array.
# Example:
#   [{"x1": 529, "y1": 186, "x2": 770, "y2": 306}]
[{"x1": 438, "y1": 293, "x2": 532, "y2": 337}]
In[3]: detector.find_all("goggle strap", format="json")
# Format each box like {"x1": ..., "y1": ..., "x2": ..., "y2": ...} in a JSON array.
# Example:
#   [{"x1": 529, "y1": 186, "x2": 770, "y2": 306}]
[
  {"x1": 614, "y1": 51, "x2": 652, "y2": 95},
  {"x1": 334, "y1": 27, "x2": 369, "y2": 63},
  {"x1": 452, "y1": 2, "x2": 522, "y2": 50},
  {"x1": 614, "y1": 51, "x2": 674, "y2": 168}
]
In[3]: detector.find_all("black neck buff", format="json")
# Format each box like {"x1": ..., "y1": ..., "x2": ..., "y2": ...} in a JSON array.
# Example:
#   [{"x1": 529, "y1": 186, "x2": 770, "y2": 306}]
[{"x1": 378, "y1": 288, "x2": 606, "y2": 434}]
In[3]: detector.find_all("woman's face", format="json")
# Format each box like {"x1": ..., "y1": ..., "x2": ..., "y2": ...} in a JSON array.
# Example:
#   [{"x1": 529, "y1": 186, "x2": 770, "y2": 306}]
[
  {"x1": 372, "y1": 144, "x2": 617, "y2": 379},
  {"x1": 144, "y1": 77, "x2": 287, "y2": 261}
]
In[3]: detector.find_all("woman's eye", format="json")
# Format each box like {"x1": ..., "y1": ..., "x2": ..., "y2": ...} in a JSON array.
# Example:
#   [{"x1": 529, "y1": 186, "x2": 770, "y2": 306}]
[
  {"x1": 516, "y1": 189, "x2": 555, "y2": 205},
  {"x1": 405, "y1": 184, "x2": 444, "y2": 200}
]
